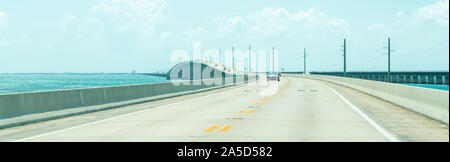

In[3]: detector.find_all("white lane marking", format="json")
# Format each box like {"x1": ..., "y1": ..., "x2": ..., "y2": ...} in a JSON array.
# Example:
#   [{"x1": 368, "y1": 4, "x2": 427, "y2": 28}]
[
  {"x1": 13, "y1": 81, "x2": 249, "y2": 142},
  {"x1": 323, "y1": 84, "x2": 400, "y2": 142}
]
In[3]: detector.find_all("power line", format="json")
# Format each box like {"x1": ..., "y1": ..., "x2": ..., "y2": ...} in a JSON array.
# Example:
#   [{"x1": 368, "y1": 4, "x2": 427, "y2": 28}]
[
  {"x1": 398, "y1": 39, "x2": 449, "y2": 58},
  {"x1": 402, "y1": 44, "x2": 449, "y2": 60},
  {"x1": 421, "y1": 46, "x2": 449, "y2": 57}
]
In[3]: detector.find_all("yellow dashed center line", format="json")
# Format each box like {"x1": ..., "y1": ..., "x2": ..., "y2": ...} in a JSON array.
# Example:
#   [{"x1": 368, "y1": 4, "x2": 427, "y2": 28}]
[
  {"x1": 218, "y1": 125, "x2": 232, "y2": 132},
  {"x1": 205, "y1": 82, "x2": 292, "y2": 134},
  {"x1": 204, "y1": 125, "x2": 220, "y2": 132}
]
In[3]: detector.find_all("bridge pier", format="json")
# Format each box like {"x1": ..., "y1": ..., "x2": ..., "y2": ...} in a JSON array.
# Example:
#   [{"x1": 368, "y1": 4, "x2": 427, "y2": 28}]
[
  {"x1": 392, "y1": 75, "x2": 399, "y2": 83},
  {"x1": 375, "y1": 75, "x2": 380, "y2": 81},
  {"x1": 398, "y1": 75, "x2": 405, "y2": 83},
  {"x1": 436, "y1": 76, "x2": 444, "y2": 85},
  {"x1": 445, "y1": 76, "x2": 449, "y2": 85},
  {"x1": 412, "y1": 75, "x2": 419, "y2": 84},
  {"x1": 382, "y1": 75, "x2": 387, "y2": 82},
  {"x1": 427, "y1": 76, "x2": 434, "y2": 84},
  {"x1": 419, "y1": 76, "x2": 426, "y2": 84},
  {"x1": 405, "y1": 75, "x2": 412, "y2": 83}
]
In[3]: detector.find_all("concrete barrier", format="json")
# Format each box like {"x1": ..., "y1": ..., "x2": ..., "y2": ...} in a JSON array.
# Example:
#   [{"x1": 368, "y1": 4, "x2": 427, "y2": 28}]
[
  {"x1": 287, "y1": 74, "x2": 449, "y2": 125},
  {"x1": 0, "y1": 76, "x2": 254, "y2": 128}
]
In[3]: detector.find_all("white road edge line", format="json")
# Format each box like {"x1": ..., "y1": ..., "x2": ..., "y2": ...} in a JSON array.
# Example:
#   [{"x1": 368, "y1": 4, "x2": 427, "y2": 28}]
[
  {"x1": 13, "y1": 81, "x2": 249, "y2": 142},
  {"x1": 323, "y1": 84, "x2": 400, "y2": 142}
]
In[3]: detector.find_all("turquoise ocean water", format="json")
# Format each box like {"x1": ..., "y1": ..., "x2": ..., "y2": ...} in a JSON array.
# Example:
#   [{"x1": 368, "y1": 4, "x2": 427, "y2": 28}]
[
  {"x1": 0, "y1": 73, "x2": 169, "y2": 95},
  {"x1": 401, "y1": 83, "x2": 449, "y2": 91}
]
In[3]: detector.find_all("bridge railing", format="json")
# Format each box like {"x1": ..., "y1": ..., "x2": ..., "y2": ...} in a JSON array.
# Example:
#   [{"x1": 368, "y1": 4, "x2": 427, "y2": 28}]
[{"x1": 309, "y1": 72, "x2": 449, "y2": 85}]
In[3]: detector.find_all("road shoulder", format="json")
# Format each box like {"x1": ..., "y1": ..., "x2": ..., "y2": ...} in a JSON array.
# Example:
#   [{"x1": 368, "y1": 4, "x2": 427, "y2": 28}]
[{"x1": 314, "y1": 79, "x2": 449, "y2": 142}]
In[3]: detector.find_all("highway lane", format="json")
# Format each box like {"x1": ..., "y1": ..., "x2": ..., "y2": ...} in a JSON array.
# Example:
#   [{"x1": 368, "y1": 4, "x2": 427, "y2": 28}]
[
  {"x1": 1, "y1": 76, "x2": 447, "y2": 142},
  {"x1": 6, "y1": 77, "x2": 389, "y2": 142}
]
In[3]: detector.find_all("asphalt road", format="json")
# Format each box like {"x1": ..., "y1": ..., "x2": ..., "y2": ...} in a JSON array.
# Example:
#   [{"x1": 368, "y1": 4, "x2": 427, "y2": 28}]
[{"x1": 1, "y1": 76, "x2": 448, "y2": 142}]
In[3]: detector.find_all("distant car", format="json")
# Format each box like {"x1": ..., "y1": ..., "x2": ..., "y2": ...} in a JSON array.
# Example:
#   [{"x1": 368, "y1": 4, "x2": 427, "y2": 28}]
[{"x1": 267, "y1": 72, "x2": 280, "y2": 81}]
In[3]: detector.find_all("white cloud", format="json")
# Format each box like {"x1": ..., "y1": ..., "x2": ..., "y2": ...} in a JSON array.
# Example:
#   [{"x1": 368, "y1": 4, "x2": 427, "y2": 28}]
[
  {"x1": 91, "y1": 0, "x2": 170, "y2": 32},
  {"x1": 395, "y1": 11, "x2": 404, "y2": 18},
  {"x1": 182, "y1": 27, "x2": 204, "y2": 36},
  {"x1": 38, "y1": 15, "x2": 107, "y2": 49},
  {"x1": 362, "y1": 22, "x2": 386, "y2": 31},
  {"x1": 160, "y1": 31, "x2": 171, "y2": 39},
  {"x1": 0, "y1": 39, "x2": 8, "y2": 46},
  {"x1": 57, "y1": 14, "x2": 78, "y2": 29},
  {"x1": 0, "y1": 11, "x2": 6, "y2": 18},
  {"x1": 413, "y1": 0, "x2": 449, "y2": 26},
  {"x1": 0, "y1": 11, "x2": 9, "y2": 46},
  {"x1": 215, "y1": 7, "x2": 350, "y2": 38},
  {"x1": 90, "y1": 0, "x2": 174, "y2": 49},
  {"x1": 0, "y1": 11, "x2": 7, "y2": 26}
]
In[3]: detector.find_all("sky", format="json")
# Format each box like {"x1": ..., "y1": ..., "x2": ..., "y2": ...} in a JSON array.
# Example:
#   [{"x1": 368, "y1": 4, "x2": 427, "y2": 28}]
[{"x1": 0, "y1": 0, "x2": 448, "y2": 73}]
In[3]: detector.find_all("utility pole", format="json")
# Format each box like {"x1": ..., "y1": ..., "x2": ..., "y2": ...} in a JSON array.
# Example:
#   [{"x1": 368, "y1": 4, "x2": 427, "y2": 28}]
[
  {"x1": 219, "y1": 49, "x2": 222, "y2": 65},
  {"x1": 303, "y1": 48, "x2": 307, "y2": 75},
  {"x1": 343, "y1": 39, "x2": 347, "y2": 77},
  {"x1": 232, "y1": 46, "x2": 235, "y2": 69},
  {"x1": 388, "y1": 38, "x2": 391, "y2": 82},
  {"x1": 383, "y1": 38, "x2": 394, "y2": 82},
  {"x1": 272, "y1": 45, "x2": 275, "y2": 73},
  {"x1": 248, "y1": 44, "x2": 251, "y2": 73}
]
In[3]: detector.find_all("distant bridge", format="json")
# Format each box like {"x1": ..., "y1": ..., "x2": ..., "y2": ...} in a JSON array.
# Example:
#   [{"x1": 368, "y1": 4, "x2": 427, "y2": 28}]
[
  {"x1": 141, "y1": 73, "x2": 168, "y2": 78},
  {"x1": 309, "y1": 71, "x2": 449, "y2": 85},
  {"x1": 143, "y1": 60, "x2": 248, "y2": 80}
]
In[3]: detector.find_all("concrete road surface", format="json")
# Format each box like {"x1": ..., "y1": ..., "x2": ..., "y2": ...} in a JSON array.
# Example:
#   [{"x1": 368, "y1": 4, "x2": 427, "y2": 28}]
[{"x1": 0, "y1": 76, "x2": 448, "y2": 142}]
